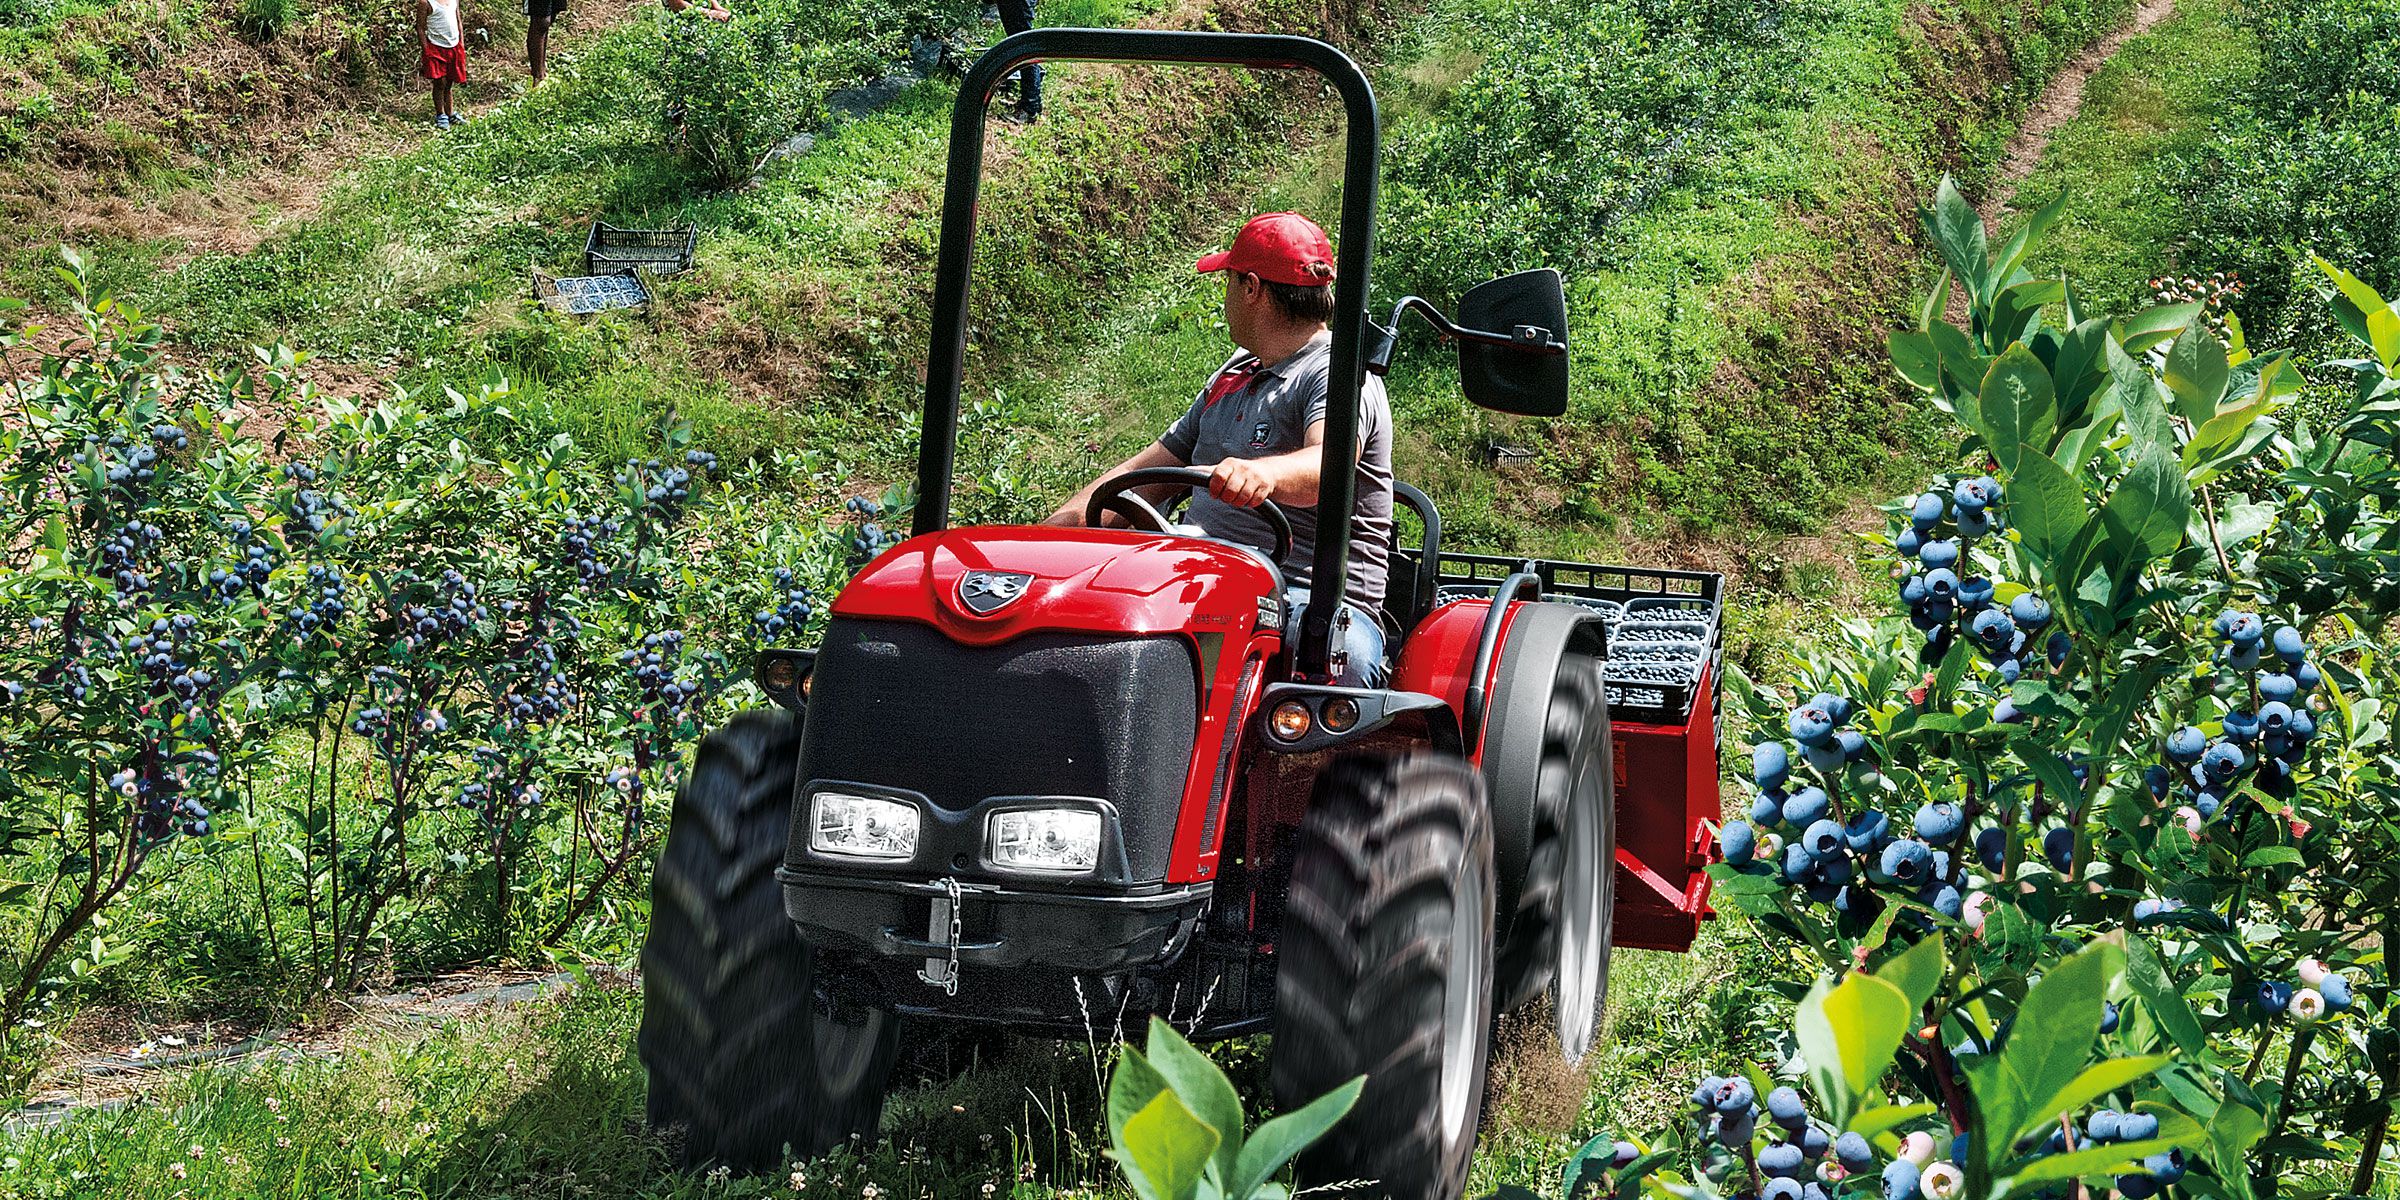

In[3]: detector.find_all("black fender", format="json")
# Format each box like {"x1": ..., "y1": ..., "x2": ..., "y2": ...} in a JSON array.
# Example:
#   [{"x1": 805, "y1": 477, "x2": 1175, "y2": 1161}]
[{"x1": 1479, "y1": 601, "x2": 1608, "y2": 928}]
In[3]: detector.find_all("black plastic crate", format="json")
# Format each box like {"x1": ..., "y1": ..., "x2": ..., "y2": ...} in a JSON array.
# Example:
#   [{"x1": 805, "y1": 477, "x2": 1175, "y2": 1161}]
[
  {"x1": 1422, "y1": 551, "x2": 1724, "y2": 725},
  {"x1": 584, "y1": 221, "x2": 697, "y2": 277}
]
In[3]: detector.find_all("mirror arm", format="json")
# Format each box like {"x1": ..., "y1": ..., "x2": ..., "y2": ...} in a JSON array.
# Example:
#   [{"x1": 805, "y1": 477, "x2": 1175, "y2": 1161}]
[{"x1": 1375, "y1": 296, "x2": 1566, "y2": 374}]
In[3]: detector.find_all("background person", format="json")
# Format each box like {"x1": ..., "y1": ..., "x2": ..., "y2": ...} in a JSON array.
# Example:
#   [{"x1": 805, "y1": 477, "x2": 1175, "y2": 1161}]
[{"x1": 418, "y1": 0, "x2": 470, "y2": 128}]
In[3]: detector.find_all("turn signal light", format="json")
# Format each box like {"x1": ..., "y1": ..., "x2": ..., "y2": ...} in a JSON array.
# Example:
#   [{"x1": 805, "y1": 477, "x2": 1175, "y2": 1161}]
[
  {"x1": 1320, "y1": 697, "x2": 1361, "y2": 732},
  {"x1": 1269, "y1": 700, "x2": 1313, "y2": 741}
]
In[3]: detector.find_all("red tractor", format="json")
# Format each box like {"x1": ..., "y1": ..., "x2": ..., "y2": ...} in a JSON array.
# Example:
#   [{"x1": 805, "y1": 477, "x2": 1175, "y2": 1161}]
[{"x1": 638, "y1": 29, "x2": 1722, "y2": 1199}]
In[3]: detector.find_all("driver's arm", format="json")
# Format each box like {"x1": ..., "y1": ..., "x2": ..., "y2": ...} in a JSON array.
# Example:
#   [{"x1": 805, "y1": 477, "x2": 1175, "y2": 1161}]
[
  {"x1": 1045, "y1": 441, "x2": 1188, "y2": 527},
  {"x1": 1205, "y1": 420, "x2": 1326, "y2": 509}
]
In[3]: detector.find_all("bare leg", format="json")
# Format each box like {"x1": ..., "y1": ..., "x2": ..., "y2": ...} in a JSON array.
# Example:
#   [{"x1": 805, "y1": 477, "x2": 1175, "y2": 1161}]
[
  {"x1": 435, "y1": 79, "x2": 454, "y2": 118},
  {"x1": 528, "y1": 12, "x2": 550, "y2": 85}
]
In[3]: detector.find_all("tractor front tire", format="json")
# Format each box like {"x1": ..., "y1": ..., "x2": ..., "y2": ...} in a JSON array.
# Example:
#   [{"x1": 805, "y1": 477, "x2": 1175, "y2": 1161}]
[
  {"x1": 639, "y1": 710, "x2": 901, "y2": 1173},
  {"x1": 1272, "y1": 752, "x2": 1496, "y2": 1200}
]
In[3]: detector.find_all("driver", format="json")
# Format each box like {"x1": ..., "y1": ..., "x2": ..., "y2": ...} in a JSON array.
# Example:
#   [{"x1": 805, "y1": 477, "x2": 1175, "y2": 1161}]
[{"x1": 1048, "y1": 212, "x2": 1395, "y2": 685}]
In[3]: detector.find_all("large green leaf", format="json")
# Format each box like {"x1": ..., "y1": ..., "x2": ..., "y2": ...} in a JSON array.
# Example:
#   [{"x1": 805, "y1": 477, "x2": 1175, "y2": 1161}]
[
  {"x1": 2109, "y1": 338, "x2": 2175, "y2": 452},
  {"x1": 2316, "y1": 255, "x2": 2399, "y2": 370},
  {"x1": 2101, "y1": 442, "x2": 2193, "y2": 578},
  {"x1": 1877, "y1": 934, "x2": 1947, "y2": 1015},
  {"x1": 1990, "y1": 279, "x2": 2068, "y2": 351},
  {"x1": 1892, "y1": 330, "x2": 1942, "y2": 394},
  {"x1": 1144, "y1": 1018, "x2": 1246, "y2": 1187},
  {"x1": 2022, "y1": 1055, "x2": 2175, "y2": 1142},
  {"x1": 1797, "y1": 971, "x2": 1913, "y2": 1125},
  {"x1": 1991, "y1": 935, "x2": 2124, "y2": 1144},
  {"x1": 2125, "y1": 937, "x2": 2206, "y2": 1058},
  {"x1": 1922, "y1": 176, "x2": 1989, "y2": 301},
  {"x1": 2004, "y1": 450, "x2": 2089, "y2": 572},
  {"x1": 1117, "y1": 1090, "x2": 1221, "y2": 1200},
  {"x1": 1110, "y1": 1047, "x2": 1174, "y2": 1148},
  {"x1": 1990, "y1": 192, "x2": 2068, "y2": 288},
  {"x1": 2204, "y1": 1101, "x2": 2267, "y2": 1200},
  {"x1": 1228, "y1": 1076, "x2": 1363, "y2": 1200},
  {"x1": 2163, "y1": 328, "x2": 2231, "y2": 424},
  {"x1": 2116, "y1": 302, "x2": 2202, "y2": 355},
  {"x1": 1981, "y1": 344, "x2": 2058, "y2": 472},
  {"x1": 2050, "y1": 318, "x2": 2112, "y2": 424},
  {"x1": 1847, "y1": 1102, "x2": 1939, "y2": 1140}
]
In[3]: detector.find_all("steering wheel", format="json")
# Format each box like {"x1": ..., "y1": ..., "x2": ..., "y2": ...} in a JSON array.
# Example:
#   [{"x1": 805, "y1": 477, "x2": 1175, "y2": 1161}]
[{"x1": 1085, "y1": 466, "x2": 1294, "y2": 563}]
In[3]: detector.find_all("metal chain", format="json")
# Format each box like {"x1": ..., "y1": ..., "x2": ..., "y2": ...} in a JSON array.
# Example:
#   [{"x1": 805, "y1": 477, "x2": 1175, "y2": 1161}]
[{"x1": 917, "y1": 876, "x2": 964, "y2": 997}]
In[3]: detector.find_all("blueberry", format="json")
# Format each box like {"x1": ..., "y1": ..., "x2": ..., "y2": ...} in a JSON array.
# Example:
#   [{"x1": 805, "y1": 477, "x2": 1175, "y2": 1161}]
[
  {"x1": 1968, "y1": 608, "x2": 2014, "y2": 647},
  {"x1": 2047, "y1": 629, "x2": 2072, "y2": 668},
  {"x1": 1926, "y1": 884, "x2": 1963, "y2": 919},
  {"x1": 2144, "y1": 764, "x2": 2173, "y2": 799},
  {"x1": 1711, "y1": 1076, "x2": 1757, "y2": 1115},
  {"x1": 2117, "y1": 1112, "x2": 2159, "y2": 1141},
  {"x1": 2223, "y1": 641, "x2": 2263, "y2": 672},
  {"x1": 1790, "y1": 706, "x2": 1838, "y2": 748},
  {"x1": 1910, "y1": 493, "x2": 1947, "y2": 531},
  {"x1": 1783, "y1": 786, "x2": 1832, "y2": 827},
  {"x1": 2116, "y1": 1174, "x2": 2159, "y2": 1200},
  {"x1": 1913, "y1": 802, "x2": 1965, "y2": 845},
  {"x1": 1761, "y1": 1142, "x2": 1806, "y2": 1176},
  {"x1": 1918, "y1": 539, "x2": 1960, "y2": 570},
  {"x1": 2008, "y1": 594, "x2": 2051, "y2": 629},
  {"x1": 2202, "y1": 741, "x2": 2245, "y2": 781},
  {"x1": 2271, "y1": 624, "x2": 2305, "y2": 662},
  {"x1": 2165, "y1": 726, "x2": 2207, "y2": 763},
  {"x1": 2145, "y1": 1150, "x2": 2186, "y2": 1184},
  {"x1": 1693, "y1": 1075, "x2": 1726, "y2": 1108},
  {"x1": 1952, "y1": 477, "x2": 1991, "y2": 512},
  {"x1": 1879, "y1": 839, "x2": 1934, "y2": 885},
  {"x1": 1752, "y1": 791, "x2": 1787, "y2": 827},
  {"x1": 1764, "y1": 1179, "x2": 1804, "y2": 1200},
  {"x1": 2088, "y1": 1110, "x2": 2122, "y2": 1143},
  {"x1": 1800, "y1": 819, "x2": 1845, "y2": 861},
  {"x1": 1755, "y1": 742, "x2": 1793, "y2": 789},
  {"x1": 1956, "y1": 577, "x2": 1995, "y2": 610},
  {"x1": 2258, "y1": 701, "x2": 2294, "y2": 733},
  {"x1": 2099, "y1": 1000, "x2": 2119, "y2": 1035},
  {"x1": 1611, "y1": 1141, "x2": 1639, "y2": 1169},
  {"x1": 2254, "y1": 980, "x2": 2294, "y2": 1016},
  {"x1": 1783, "y1": 842, "x2": 1819, "y2": 885},
  {"x1": 1722, "y1": 821, "x2": 1759, "y2": 865},
  {"x1": 1974, "y1": 827, "x2": 2005, "y2": 870},
  {"x1": 1922, "y1": 568, "x2": 1959, "y2": 601},
  {"x1": 1844, "y1": 810, "x2": 1891, "y2": 854},
  {"x1": 2043, "y1": 827, "x2": 2074, "y2": 871},
  {"x1": 1882, "y1": 1159, "x2": 1922, "y2": 1200},
  {"x1": 2295, "y1": 662, "x2": 2322, "y2": 692},
  {"x1": 1901, "y1": 575, "x2": 1930, "y2": 606},
  {"x1": 1956, "y1": 507, "x2": 1994, "y2": 538},
  {"x1": 1811, "y1": 694, "x2": 1855, "y2": 725},
  {"x1": 2258, "y1": 673, "x2": 2298, "y2": 703},
  {"x1": 1804, "y1": 740, "x2": 1848, "y2": 775},
  {"x1": 2222, "y1": 710, "x2": 2261, "y2": 743},
  {"x1": 2224, "y1": 612, "x2": 2264, "y2": 647},
  {"x1": 1799, "y1": 1126, "x2": 1829, "y2": 1160},
  {"x1": 1896, "y1": 528, "x2": 1925, "y2": 558},
  {"x1": 2321, "y1": 974, "x2": 2352, "y2": 1011},
  {"x1": 1835, "y1": 1132, "x2": 1873, "y2": 1173}
]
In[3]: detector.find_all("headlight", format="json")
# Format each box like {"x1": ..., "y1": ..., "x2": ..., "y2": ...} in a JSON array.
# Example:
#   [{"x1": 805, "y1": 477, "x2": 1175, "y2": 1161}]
[
  {"x1": 986, "y1": 807, "x2": 1104, "y2": 875},
  {"x1": 809, "y1": 792, "x2": 920, "y2": 861}
]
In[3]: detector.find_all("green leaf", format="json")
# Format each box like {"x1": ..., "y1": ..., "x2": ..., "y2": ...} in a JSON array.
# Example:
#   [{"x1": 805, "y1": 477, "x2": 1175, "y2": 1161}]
[
  {"x1": 1990, "y1": 278, "x2": 2067, "y2": 350},
  {"x1": 1876, "y1": 934, "x2": 1946, "y2": 1015},
  {"x1": 2125, "y1": 937, "x2": 2207, "y2": 1059},
  {"x1": 2163, "y1": 328, "x2": 2231, "y2": 424},
  {"x1": 1228, "y1": 1076, "x2": 1363, "y2": 1200},
  {"x1": 1708, "y1": 864, "x2": 1793, "y2": 896},
  {"x1": 1110, "y1": 1048, "x2": 1174, "y2": 1148},
  {"x1": 2051, "y1": 318, "x2": 2112, "y2": 424},
  {"x1": 1922, "y1": 176, "x2": 1988, "y2": 301},
  {"x1": 1797, "y1": 971, "x2": 1913, "y2": 1126},
  {"x1": 2204, "y1": 1102, "x2": 2267, "y2": 1200},
  {"x1": 1846, "y1": 1102, "x2": 1938, "y2": 1140},
  {"x1": 1891, "y1": 331, "x2": 1941, "y2": 393},
  {"x1": 2005, "y1": 450, "x2": 2089, "y2": 574},
  {"x1": 1990, "y1": 192, "x2": 2068, "y2": 287},
  {"x1": 2242, "y1": 847, "x2": 2302, "y2": 869},
  {"x1": 2117, "y1": 302, "x2": 2202, "y2": 355},
  {"x1": 1116, "y1": 1090, "x2": 1221, "y2": 1200},
  {"x1": 2101, "y1": 442, "x2": 2193, "y2": 576},
  {"x1": 1144, "y1": 1017, "x2": 1246, "y2": 1188},
  {"x1": 1980, "y1": 345, "x2": 2058, "y2": 473},
  {"x1": 1991, "y1": 935, "x2": 2125, "y2": 1144},
  {"x1": 2022, "y1": 1055, "x2": 2175, "y2": 1142},
  {"x1": 2005, "y1": 1137, "x2": 2189, "y2": 1185},
  {"x1": 2315, "y1": 255, "x2": 2399, "y2": 370},
  {"x1": 1562, "y1": 1134, "x2": 1618, "y2": 1200}
]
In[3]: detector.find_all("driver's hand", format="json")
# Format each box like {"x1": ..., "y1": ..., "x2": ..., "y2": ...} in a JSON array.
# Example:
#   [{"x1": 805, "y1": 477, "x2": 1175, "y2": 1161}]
[
  {"x1": 1207, "y1": 458, "x2": 1275, "y2": 508},
  {"x1": 1041, "y1": 506, "x2": 1085, "y2": 527}
]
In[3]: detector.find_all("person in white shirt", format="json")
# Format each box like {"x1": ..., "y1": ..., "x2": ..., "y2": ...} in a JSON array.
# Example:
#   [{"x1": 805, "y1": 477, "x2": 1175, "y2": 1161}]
[{"x1": 417, "y1": 0, "x2": 469, "y2": 128}]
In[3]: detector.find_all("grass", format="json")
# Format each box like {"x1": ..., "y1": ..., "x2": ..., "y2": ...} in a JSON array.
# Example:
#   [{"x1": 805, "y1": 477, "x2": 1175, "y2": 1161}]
[
  {"x1": 0, "y1": 920, "x2": 1789, "y2": 1198},
  {"x1": 2009, "y1": 0, "x2": 2256, "y2": 316}
]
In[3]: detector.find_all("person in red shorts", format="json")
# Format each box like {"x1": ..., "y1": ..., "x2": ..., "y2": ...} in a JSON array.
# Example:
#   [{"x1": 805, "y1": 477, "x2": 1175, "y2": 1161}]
[{"x1": 418, "y1": 0, "x2": 468, "y2": 128}]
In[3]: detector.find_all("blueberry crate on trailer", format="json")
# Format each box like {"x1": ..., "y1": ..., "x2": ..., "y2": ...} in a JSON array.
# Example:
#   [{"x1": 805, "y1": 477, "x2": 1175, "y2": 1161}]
[
  {"x1": 584, "y1": 221, "x2": 698, "y2": 277},
  {"x1": 1420, "y1": 552, "x2": 1724, "y2": 951}
]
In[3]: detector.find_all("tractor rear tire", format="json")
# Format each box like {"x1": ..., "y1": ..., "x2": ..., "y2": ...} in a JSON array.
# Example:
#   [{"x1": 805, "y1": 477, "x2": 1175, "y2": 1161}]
[
  {"x1": 1272, "y1": 752, "x2": 1496, "y2": 1200},
  {"x1": 639, "y1": 710, "x2": 901, "y2": 1173},
  {"x1": 1495, "y1": 653, "x2": 1613, "y2": 1055}
]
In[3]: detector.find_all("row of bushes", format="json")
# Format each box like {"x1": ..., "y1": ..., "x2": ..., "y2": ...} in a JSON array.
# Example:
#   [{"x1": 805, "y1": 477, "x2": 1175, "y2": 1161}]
[
  {"x1": 2165, "y1": 0, "x2": 2400, "y2": 355},
  {"x1": 0, "y1": 258, "x2": 892, "y2": 1086}
]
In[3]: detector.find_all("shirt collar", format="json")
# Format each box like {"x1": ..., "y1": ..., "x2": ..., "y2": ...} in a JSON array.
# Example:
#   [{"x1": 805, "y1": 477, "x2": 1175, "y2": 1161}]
[{"x1": 1254, "y1": 329, "x2": 1332, "y2": 380}]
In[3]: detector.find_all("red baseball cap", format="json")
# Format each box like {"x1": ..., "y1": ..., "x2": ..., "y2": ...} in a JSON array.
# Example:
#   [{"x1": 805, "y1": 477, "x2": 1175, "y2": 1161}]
[{"x1": 1196, "y1": 213, "x2": 1336, "y2": 287}]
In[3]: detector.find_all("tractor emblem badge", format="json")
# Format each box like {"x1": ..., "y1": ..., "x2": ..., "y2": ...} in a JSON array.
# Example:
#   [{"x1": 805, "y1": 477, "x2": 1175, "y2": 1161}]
[{"x1": 958, "y1": 569, "x2": 1035, "y2": 615}]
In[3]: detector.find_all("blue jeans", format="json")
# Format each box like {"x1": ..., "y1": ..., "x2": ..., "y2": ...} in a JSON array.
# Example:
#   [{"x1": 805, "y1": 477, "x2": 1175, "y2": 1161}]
[{"x1": 1284, "y1": 587, "x2": 1387, "y2": 687}]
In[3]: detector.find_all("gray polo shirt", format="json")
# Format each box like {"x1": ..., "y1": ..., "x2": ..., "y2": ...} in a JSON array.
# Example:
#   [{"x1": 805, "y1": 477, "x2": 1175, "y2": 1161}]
[{"x1": 1160, "y1": 331, "x2": 1394, "y2": 612}]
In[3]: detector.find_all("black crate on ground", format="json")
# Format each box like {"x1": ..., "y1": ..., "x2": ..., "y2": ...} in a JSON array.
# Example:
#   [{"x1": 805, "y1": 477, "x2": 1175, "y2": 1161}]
[{"x1": 584, "y1": 221, "x2": 698, "y2": 277}]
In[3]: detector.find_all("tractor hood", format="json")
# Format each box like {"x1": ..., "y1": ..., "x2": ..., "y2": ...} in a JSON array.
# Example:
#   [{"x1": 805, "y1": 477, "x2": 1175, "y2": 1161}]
[{"x1": 829, "y1": 525, "x2": 1284, "y2": 646}]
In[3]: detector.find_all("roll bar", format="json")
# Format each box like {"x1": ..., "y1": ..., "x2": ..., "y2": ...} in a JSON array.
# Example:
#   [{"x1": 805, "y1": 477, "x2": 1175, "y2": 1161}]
[{"x1": 910, "y1": 29, "x2": 1380, "y2": 680}]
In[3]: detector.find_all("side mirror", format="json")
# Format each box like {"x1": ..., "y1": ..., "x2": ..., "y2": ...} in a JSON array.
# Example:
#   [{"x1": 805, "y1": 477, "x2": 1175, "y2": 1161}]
[{"x1": 1455, "y1": 269, "x2": 1570, "y2": 417}]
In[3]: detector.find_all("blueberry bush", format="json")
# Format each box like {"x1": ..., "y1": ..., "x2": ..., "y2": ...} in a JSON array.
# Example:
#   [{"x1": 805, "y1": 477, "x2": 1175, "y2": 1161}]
[
  {"x1": 0, "y1": 255, "x2": 875, "y2": 1080},
  {"x1": 1550, "y1": 182, "x2": 2399, "y2": 1198}
]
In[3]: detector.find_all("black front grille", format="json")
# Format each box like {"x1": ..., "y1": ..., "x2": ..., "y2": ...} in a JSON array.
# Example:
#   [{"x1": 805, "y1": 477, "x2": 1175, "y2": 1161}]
[{"x1": 794, "y1": 620, "x2": 1200, "y2": 883}]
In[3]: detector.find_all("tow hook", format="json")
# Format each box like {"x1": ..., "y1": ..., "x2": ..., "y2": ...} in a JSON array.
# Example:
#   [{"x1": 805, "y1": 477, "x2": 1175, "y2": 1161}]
[{"x1": 917, "y1": 877, "x2": 965, "y2": 997}]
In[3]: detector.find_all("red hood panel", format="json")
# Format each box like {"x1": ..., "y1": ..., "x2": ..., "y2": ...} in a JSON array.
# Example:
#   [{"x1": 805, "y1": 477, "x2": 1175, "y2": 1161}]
[{"x1": 830, "y1": 525, "x2": 1281, "y2": 645}]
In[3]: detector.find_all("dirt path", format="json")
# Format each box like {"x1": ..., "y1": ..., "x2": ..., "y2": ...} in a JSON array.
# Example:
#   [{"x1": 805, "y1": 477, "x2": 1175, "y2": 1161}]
[{"x1": 1992, "y1": 0, "x2": 2178, "y2": 208}]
